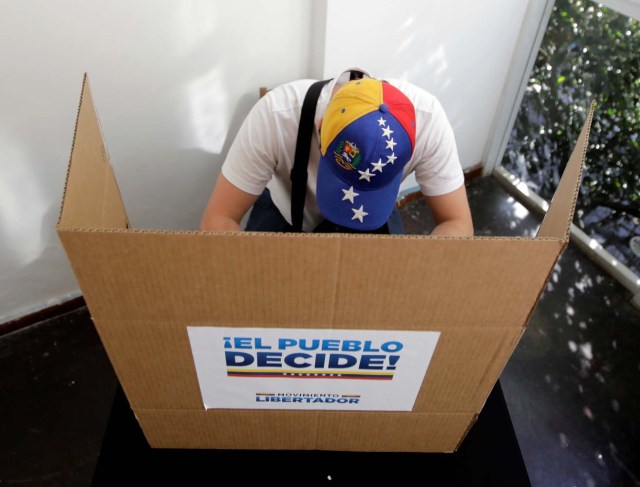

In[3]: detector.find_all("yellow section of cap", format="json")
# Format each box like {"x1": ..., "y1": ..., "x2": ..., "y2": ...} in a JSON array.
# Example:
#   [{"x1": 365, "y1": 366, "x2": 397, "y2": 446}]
[{"x1": 320, "y1": 78, "x2": 382, "y2": 155}]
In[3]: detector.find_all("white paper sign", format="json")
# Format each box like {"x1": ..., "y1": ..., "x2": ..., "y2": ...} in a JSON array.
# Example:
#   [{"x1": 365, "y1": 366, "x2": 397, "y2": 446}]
[{"x1": 187, "y1": 327, "x2": 440, "y2": 411}]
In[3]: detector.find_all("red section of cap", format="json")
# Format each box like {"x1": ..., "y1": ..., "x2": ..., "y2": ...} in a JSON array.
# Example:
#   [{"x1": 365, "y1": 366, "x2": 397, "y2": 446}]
[{"x1": 382, "y1": 82, "x2": 416, "y2": 151}]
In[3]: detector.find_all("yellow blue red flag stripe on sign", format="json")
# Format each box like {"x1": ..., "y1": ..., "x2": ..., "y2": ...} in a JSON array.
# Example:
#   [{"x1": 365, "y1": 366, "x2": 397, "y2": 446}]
[{"x1": 227, "y1": 368, "x2": 395, "y2": 380}]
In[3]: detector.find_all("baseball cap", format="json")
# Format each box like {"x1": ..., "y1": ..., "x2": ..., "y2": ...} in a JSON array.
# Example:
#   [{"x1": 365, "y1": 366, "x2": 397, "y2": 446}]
[{"x1": 317, "y1": 78, "x2": 416, "y2": 231}]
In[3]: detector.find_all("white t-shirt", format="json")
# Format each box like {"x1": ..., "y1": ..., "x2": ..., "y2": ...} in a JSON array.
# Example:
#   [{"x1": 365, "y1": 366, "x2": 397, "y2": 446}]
[{"x1": 222, "y1": 68, "x2": 464, "y2": 231}]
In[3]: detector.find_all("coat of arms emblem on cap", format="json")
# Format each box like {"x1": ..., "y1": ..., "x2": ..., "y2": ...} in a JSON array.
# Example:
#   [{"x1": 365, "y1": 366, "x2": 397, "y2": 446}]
[{"x1": 333, "y1": 140, "x2": 361, "y2": 170}]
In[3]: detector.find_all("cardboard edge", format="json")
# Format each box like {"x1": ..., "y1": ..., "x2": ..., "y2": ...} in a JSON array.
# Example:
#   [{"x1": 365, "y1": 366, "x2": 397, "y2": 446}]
[
  {"x1": 452, "y1": 413, "x2": 479, "y2": 452},
  {"x1": 536, "y1": 101, "x2": 596, "y2": 241},
  {"x1": 48, "y1": 225, "x2": 567, "y2": 243},
  {"x1": 57, "y1": 73, "x2": 89, "y2": 228},
  {"x1": 521, "y1": 239, "x2": 566, "y2": 330},
  {"x1": 56, "y1": 74, "x2": 130, "y2": 231}
]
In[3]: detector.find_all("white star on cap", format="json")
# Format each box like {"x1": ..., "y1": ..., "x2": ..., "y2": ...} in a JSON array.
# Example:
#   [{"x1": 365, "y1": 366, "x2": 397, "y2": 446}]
[
  {"x1": 371, "y1": 158, "x2": 386, "y2": 172},
  {"x1": 386, "y1": 153, "x2": 398, "y2": 164},
  {"x1": 385, "y1": 138, "x2": 397, "y2": 150},
  {"x1": 351, "y1": 205, "x2": 368, "y2": 223},
  {"x1": 382, "y1": 125, "x2": 394, "y2": 138},
  {"x1": 341, "y1": 186, "x2": 359, "y2": 203},
  {"x1": 377, "y1": 117, "x2": 386, "y2": 126},
  {"x1": 358, "y1": 168, "x2": 376, "y2": 182}
]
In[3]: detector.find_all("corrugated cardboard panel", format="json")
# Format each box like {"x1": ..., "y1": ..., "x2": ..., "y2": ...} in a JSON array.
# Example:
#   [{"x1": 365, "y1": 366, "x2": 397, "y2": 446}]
[
  {"x1": 135, "y1": 409, "x2": 474, "y2": 452},
  {"x1": 55, "y1": 75, "x2": 592, "y2": 453},
  {"x1": 331, "y1": 236, "x2": 562, "y2": 327},
  {"x1": 93, "y1": 318, "x2": 203, "y2": 410},
  {"x1": 314, "y1": 411, "x2": 472, "y2": 452},
  {"x1": 57, "y1": 231, "x2": 563, "y2": 328},
  {"x1": 136, "y1": 409, "x2": 321, "y2": 450},
  {"x1": 57, "y1": 230, "x2": 341, "y2": 327},
  {"x1": 58, "y1": 75, "x2": 128, "y2": 230},
  {"x1": 414, "y1": 327, "x2": 522, "y2": 412},
  {"x1": 537, "y1": 103, "x2": 595, "y2": 240},
  {"x1": 94, "y1": 318, "x2": 520, "y2": 413}
]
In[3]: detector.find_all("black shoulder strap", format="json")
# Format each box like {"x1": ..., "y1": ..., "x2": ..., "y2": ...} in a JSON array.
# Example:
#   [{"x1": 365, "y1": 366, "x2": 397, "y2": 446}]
[{"x1": 290, "y1": 79, "x2": 331, "y2": 232}]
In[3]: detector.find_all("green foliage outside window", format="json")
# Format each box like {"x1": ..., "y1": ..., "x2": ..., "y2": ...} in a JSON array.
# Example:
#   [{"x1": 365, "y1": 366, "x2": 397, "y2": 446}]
[{"x1": 502, "y1": 0, "x2": 640, "y2": 275}]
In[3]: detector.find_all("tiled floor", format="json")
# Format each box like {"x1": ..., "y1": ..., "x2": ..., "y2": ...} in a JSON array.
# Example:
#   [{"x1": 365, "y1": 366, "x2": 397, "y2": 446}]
[
  {"x1": 1, "y1": 176, "x2": 638, "y2": 486},
  {"x1": 405, "y1": 177, "x2": 640, "y2": 486}
]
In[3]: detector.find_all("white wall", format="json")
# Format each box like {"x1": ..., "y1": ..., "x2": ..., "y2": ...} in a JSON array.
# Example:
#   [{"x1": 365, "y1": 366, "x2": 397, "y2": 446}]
[
  {"x1": 0, "y1": 0, "x2": 315, "y2": 323},
  {"x1": 323, "y1": 0, "x2": 530, "y2": 190},
  {"x1": 1, "y1": 0, "x2": 539, "y2": 323}
]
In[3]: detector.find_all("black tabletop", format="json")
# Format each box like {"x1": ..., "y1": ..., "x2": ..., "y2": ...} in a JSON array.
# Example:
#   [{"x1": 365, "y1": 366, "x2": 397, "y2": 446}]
[{"x1": 92, "y1": 380, "x2": 531, "y2": 486}]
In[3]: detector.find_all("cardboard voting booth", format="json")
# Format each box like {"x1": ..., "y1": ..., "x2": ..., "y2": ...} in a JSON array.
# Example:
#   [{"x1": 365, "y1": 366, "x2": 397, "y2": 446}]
[{"x1": 57, "y1": 75, "x2": 593, "y2": 452}]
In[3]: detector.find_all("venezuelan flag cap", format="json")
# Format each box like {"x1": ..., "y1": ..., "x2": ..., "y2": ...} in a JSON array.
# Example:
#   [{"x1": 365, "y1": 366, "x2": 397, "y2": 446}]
[{"x1": 318, "y1": 78, "x2": 416, "y2": 231}]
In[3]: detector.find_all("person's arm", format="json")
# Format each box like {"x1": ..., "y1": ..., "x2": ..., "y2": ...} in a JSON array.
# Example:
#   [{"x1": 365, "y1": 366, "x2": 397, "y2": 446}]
[
  {"x1": 200, "y1": 84, "x2": 281, "y2": 231},
  {"x1": 425, "y1": 184, "x2": 474, "y2": 236},
  {"x1": 200, "y1": 174, "x2": 259, "y2": 231}
]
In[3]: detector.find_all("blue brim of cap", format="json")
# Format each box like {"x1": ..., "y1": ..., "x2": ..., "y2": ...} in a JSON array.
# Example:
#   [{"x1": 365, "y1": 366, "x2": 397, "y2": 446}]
[{"x1": 316, "y1": 160, "x2": 403, "y2": 231}]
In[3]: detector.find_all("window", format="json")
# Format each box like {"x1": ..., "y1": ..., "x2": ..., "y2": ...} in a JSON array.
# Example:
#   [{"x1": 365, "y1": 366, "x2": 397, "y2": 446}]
[{"x1": 501, "y1": 0, "x2": 640, "y2": 279}]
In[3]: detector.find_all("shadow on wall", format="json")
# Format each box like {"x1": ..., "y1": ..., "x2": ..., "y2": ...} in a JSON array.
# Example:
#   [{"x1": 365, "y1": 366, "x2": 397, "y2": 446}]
[
  {"x1": 0, "y1": 123, "x2": 50, "y2": 269},
  {"x1": 140, "y1": 91, "x2": 257, "y2": 231},
  {"x1": 392, "y1": 15, "x2": 453, "y2": 98},
  {"x1": 1, "y1": 0, "x2": 313, "y2": 321}
]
